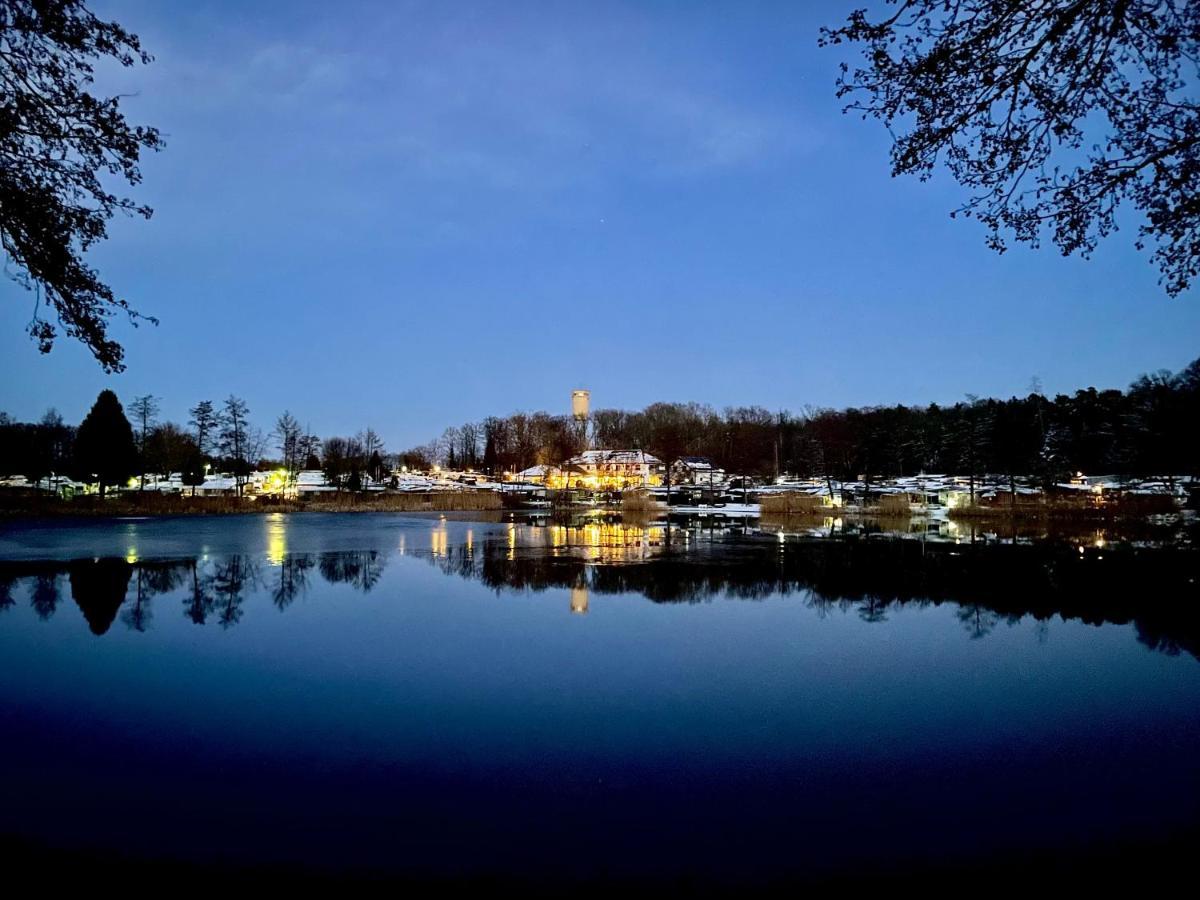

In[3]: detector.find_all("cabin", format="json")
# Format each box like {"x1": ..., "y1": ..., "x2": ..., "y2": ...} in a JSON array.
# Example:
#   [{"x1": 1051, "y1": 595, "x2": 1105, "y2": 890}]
[
  {"x1": 290, "y1": 470, "x2": 337, "y2": 497},
  {"x1": 0, "y1": 474, "x2": 89, "y2": 498},
  {"x1": 670, "y1": 456, "x2": 726, "y2": 486},
  {"x1": 514, "y1": 464, "x2": 552, "y2": 484},
  {"x1": 191, "y1": 475, "x2": 239, "y2": 497}
]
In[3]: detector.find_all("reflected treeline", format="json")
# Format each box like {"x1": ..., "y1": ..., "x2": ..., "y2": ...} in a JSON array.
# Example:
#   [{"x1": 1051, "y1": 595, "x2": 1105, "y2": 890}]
[
  {"x1": 2, "y1": 528, "x2": 1197, "y2": 657},
  {"x1": 318, "y1": 550, "x2": 386, "y2": 593},
  {"x1": 417, "y1": 528, "x2": 1200, "y2": 659},
  {"x1": 0, "y1": 549, "x2": 387, "y2": 634}
]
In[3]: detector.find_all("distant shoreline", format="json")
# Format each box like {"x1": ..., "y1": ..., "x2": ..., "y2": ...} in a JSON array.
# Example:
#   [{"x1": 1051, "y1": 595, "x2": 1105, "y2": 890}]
[{"x1": 1, "y1": 492, "x2": 1193, "y2": 535}]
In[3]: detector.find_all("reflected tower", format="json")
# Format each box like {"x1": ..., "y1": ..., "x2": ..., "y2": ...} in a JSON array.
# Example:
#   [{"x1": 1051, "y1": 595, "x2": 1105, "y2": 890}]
[{"x1": 570, "y1": 583, "x2": 589, "y2": 615}]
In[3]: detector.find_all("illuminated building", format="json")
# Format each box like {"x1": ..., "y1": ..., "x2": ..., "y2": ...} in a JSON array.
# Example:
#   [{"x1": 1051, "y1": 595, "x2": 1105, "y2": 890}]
[{"x1": 547, "y1": 449, "x2": 663, "y2": 490}]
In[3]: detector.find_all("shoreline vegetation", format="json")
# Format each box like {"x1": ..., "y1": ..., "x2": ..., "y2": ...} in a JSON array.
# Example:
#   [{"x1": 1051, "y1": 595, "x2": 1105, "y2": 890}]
[{"x1": 758, "y1": 490, "x2": 1181, "y2": 522}]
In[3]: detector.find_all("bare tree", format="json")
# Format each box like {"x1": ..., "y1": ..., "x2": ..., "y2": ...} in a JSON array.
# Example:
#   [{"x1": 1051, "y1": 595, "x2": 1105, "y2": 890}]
[
  {"x1": 823, "y1": 0, "x2": 1200, "y2": 295},
  {"x1": 322, "y1": 437, "x2": 348, "y2": 491},
  {"x1": 218, "y1": 395, "x2": 252, "y2": 497},
  {"x1": 298, "y1": 427, "x2": 321, "y2": 469},
  {"x1": 186, "y1": 399, "x2": 219, "y2": 496},
  {"x1": 361, "y1": 427, "x2": 385, "y2": 484},
  {"x1": 128, "y1": 394, "x2": 158, "y2": 489},
  {"x1": 189, "y1": 400, "x2": 218, "y2": 457},
  {"x1": 1, "y1": 0, "x2": 164, "y2": 370},
  {"x1": 145, "y1": 422, "x2": 197, "y2": 479},
  {"x1": 274, "y1": 411, "x2": 303, "y2": 481}
]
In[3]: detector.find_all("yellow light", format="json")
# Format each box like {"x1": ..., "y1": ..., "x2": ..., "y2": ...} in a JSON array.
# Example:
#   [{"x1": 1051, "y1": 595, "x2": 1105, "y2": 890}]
[
  {"x1": 430, "y1": 523, "x2": 448, "y2": 558},
  {"x1": 266, "y1": 514, "x2": 287, "y2": 565}
]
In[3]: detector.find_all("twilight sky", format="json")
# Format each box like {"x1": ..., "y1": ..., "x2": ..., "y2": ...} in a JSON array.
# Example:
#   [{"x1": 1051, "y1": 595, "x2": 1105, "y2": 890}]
[{"x1": 1, "y1": 0, "x2": 1197, "y2": 450}]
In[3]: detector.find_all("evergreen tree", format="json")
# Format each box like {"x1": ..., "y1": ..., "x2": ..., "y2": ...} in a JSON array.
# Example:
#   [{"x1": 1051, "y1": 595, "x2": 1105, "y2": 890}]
[
  {"x1": 188, "y1": 400, "x2": 219, "y2": 458},
  {"x1": 74, "y1": 390, "x2": 136, "y2": 497}
]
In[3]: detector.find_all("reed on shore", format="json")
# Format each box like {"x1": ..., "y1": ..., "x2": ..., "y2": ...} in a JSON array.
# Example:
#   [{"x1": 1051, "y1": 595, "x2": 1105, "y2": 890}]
[
  {"x1": 759, "y1": 493, "x2": 828, "y2": 516},
  {"x1": 620, "y1": 488, "x2": 662, "y2": 514},
  {"x1": 949, "y1": 493, "x2": 1178, "y2": 523}
]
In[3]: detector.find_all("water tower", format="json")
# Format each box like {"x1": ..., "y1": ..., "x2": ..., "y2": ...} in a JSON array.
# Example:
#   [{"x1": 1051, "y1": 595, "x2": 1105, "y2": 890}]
[
  {"x1": 571, "y1": 389, "x2": 590, "y2": 420},
  {"x1": 571, "y1": 389, "x2": 591, "y2": 450}
]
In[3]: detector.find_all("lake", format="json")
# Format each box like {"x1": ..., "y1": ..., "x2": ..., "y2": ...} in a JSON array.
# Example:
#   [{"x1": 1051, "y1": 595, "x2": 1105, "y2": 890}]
[{"x1": 1, "y1": 512, "x2": 1197, "y2": 888}]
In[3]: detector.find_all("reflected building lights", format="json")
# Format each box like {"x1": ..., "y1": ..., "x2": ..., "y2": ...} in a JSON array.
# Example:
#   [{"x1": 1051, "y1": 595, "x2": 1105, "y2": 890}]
[
  {"x1": 535, "y1": 520, "x2": 666, "y2": 564},
  {"x1": 123, "y1": 522, "x2": 140, "y2": 564},
  {"x1": 431, "y1": 523, "x2": 449, "y2": 559},
  {"x1": 266, "y1": 514, "x2": 287, "y2": 566}
]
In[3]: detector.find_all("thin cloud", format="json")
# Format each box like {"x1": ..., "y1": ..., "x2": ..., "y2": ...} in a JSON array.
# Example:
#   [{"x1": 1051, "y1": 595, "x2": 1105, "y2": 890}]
[{"x1": 119, "y1": 3, "x2": 819, "y2": 193}]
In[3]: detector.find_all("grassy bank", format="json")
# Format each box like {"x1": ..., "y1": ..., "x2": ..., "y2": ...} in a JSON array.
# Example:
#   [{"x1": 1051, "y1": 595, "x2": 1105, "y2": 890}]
[{"x1": 0, "y1": 491, "x2": 502, "y2": 518}]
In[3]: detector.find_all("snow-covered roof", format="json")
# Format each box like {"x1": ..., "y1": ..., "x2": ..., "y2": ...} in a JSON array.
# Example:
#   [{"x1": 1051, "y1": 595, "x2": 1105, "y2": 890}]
[
  {"x1": 197, "y1": 476, "x2": 238, "y2": 491},
  {"x1": 564, "y1": 449, "x2": 662, "y2": 467}
]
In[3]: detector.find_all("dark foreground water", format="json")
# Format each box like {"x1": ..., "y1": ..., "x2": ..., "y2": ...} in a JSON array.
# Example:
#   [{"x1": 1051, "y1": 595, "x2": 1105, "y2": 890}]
[{"x1": 0, "y1": 513, "x2": 1197, "y2": 888}]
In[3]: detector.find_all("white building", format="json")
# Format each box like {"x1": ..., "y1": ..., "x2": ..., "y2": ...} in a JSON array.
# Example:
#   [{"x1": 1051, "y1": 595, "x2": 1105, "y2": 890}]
[
  {"x1": 670, "y1": 456, "x2": 726, "y2": 486},
  {"x1": 555, "y1": 449, "x2": 663, "y2": 489}
]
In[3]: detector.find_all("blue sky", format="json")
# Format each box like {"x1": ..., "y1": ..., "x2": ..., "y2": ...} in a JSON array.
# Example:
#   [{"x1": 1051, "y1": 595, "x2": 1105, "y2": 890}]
[{"x1": 1, "y1": 0, "x2": 1197, "y2": 449}]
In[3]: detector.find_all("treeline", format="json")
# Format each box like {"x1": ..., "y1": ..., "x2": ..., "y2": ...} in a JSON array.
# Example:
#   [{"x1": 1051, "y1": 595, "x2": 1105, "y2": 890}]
[
  {"x1": 4, "y1": 357, "x2": 1198, "y2": 490},
  {"x1": 0, "y1": 391, "x2": 389, "y2": 496},
  {"x1": 428, "y1": 357, "x2": 1200, "y2": 480}
]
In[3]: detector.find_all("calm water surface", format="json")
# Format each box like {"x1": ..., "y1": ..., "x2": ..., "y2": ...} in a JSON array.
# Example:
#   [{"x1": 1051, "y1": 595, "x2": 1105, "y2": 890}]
[{"x1": 1, "y1": 513, "x2": 1197, "y2": 885}]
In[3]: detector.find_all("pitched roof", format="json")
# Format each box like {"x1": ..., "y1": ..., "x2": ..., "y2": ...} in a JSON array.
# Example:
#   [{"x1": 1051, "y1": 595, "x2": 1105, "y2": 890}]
[{"x1": 564, "y1": 449, "x2": 662, "y2": 466}]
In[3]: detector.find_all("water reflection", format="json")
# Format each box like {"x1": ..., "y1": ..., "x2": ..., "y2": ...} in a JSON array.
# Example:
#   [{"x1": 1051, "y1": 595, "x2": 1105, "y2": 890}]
[
  {"x1": 272, "y1": 554, "x2": 314, "y2": 610},
  {"x1": 266, "y1": 513, "x2": 288, "y2": 566},
  {"x1": 212, "y1": 555, "x2": 258, "y2": 629},
  {"x1": 30, "y1": 573, "x2": 60, "y2": 620},
  {"x1": 319, "y1": 550, "x2": 386, "y2": 592},
  {"x1": 1, "y1": 520, "x2": 1197, "y2": 657},
  {"x1": 410, "y1": 520, "x2": 1200, "y2": 658},
  {"x1": 185, "y1": 559, "x2": 216, "y2": 625},
  {"x1": 69, "y1": 559, "x2": 132, "y2": 635},
  {"x1": 570, "y1": 583, "x2": 589, "y2": 615}
]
